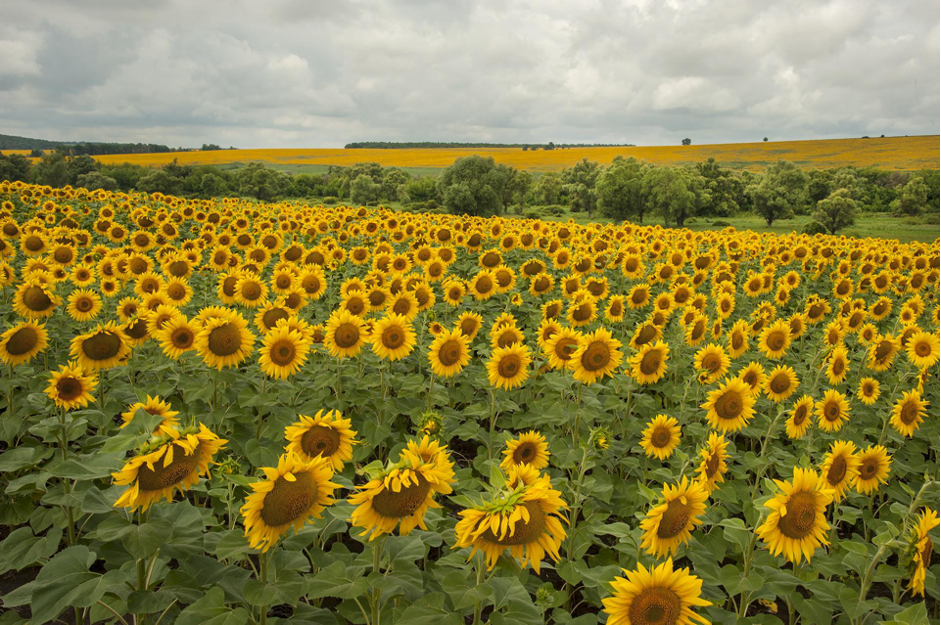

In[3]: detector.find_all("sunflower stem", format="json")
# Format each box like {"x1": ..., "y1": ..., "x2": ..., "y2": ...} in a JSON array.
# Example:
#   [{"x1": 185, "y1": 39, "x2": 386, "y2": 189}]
[
  {"x1": 370, "y1": 536, "x2": 386, "y2": 625},
  {"x1": 472, "y1": 551, "x2": 486, "y2": 625},
  {"x1": 259, "y1": 548, "x2": 272, "y2": 625}
]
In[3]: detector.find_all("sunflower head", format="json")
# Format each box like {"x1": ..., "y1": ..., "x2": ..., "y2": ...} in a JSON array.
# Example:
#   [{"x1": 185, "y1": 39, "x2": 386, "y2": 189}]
[
  {"x1": 284, "y1": 410, "x2": 358, "y2": 471},
  {"x1": 500, "y1": 430, "x2": 550, "y2": 473}
]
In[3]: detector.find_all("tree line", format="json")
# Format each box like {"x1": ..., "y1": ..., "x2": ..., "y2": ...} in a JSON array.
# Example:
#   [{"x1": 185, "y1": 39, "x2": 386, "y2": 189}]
[
  {"x1": 344, "y1": 141, "x2": 632, "y2": 150},
  {"x1": 0, "y1": 150, "x2": 937, "y2": 234}
]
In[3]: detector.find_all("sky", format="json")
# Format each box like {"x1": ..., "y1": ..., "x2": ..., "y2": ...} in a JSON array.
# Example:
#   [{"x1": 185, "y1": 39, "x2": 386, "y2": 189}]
[{"x1": 1, "y1": 0, "x2": 938, "y2": 149}]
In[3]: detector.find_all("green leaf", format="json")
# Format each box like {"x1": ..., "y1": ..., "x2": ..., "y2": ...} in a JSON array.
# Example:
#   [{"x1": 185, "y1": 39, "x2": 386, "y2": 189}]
[
  {"x1": 393, "y1": 592, "x2": 463, "y2": 625},
  {"x1": 175, "y1": 586, "x2": 249, "y2": 625},
  {"x1": 307, "y1": 561, "x2": 369, "y2": 600},
  {"x1": 442, "y1": 570, "x2": 492, "y2": 611},
  {"x1": 793, "y1": 595, "x2": 833, "y2": 624},
  {"x1": 23, "y1": 546, "x2": 125, "y2": 624},
  {"x1": 121, "y1": 518, "x2": 173, "y2": 559},
  {"x1": 878, "y1": 601, "x2": 929, "y2": 625},
  {"x1": 97, "y1": 410, "x2": 165, "y2": 453},
  {"x1": 0, "y1": 445, "x2": 51, "y2": 472},
  {"x1": 48, "y1": 453, "x2": 124, "y2": 480},
  {"x1": 214, "y1": 530, "x2": 250, "y2": 561},
  {"x1": 127, "y1": 589, "x2": 177, "y2": 614}
]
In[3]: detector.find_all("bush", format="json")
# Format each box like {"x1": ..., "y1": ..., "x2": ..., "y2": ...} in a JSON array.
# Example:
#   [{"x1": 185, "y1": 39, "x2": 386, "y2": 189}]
[
  {"x1": 801, "y1": 220, "x2": 829, "y2": 236},
  {"x1": 712, "y1": 220, "x2": 732, "y2": 227},
  {"x1": 544, "y1": 205, "x2": 566, "y2": 216},
  {"x1": 322, "y1": 196, "x2": 338, "y2": 205},
  {"x1": 523, "y1": 210, "x2": 542, "y2": 220}
]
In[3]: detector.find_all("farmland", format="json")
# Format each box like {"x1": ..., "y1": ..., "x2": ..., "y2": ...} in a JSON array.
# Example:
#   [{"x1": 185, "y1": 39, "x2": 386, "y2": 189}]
[
  {"x1": 0, "y1": 178, "x2": 937, "y2": 624},
  {"x1": 10, "y1": 135, "x2": 938, "y2": 173}
]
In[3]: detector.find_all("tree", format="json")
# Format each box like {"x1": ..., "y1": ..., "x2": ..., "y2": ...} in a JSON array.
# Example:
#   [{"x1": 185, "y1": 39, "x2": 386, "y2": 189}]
[
  {"x1": 290, "y1": 174, "x2": 323, "y2": 198},
  {"x1": 0, "y1": 154, "x2": 31, "y2": 182},
  {"x1": 505, "y1": 169, "x2": 533, "y2": 212},
  {"x1": 807, "y1": 170, "x2": 834, "y2": 205},
  {"x1": 67, "y1": 155, "x2": 99, "y2": 184},
  {"x1": 812, "y1": 188, "x2": 857, "y2": 234},
  {"x1": 562, "y1": 159, "x2": 601, "y2": 216},
  {"x1": 199, "y1": 173, "x2": 228, "y2": 197},
  {"x1": 406, "y1": 177, "x2": 438, "y2": 203},
  {"x1": 350, "y1": 174, "x2": 381, "y2": 204},
  {"x1": 236, "y1": 162, "x2": 289, "y2": 201},
  {"x1": 136, "y1": 170, "x2": 184, "y2": 195},
  {"x1": 696, "y1": 158, "x2": 744, "y2": 217},
  {"x1": 745, "y1": 160, "x2": 808, "y2": 226},
  {"x1": 642, "y1": 166, "x2": 698, "y2": 228},
  {"x1": 31, "y1": 152, "x2": 70, "y2": 187},
  {"x1": 532, "y1": 172, "x2": 563, "y2": 205},
  {"x1": 596, "y1": 157, "x2": 647, "y2": 222},
  {"x1": 436, "y1": 156, "x2": 506, "y2": 217},
  {"x1": 75, "y1": 172, "x2": 118, "y2": 191},
  {"x1": 682, "y1": 138, "x2": 691, "y2": 146},
  {"x1": 891, "y1": 176, "x2": 929, "y2": 216},
  {"x1": 381, "y1": 168, "x2": 411, "y2": 201},
  {"x1": 763, "y1": 137, "x2": 768, "y2": 142}
]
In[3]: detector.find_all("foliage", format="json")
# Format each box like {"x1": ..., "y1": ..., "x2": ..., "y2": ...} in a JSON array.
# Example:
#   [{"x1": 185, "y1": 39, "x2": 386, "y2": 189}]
[{"x1": 813, "y1": 188, "x2": 858, "y2": 234}]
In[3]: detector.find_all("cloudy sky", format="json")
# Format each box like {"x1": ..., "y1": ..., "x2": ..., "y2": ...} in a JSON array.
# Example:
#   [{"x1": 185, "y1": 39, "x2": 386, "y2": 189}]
[{"x1": 1, "y1": 0, "x2": 938, "y2": 148}]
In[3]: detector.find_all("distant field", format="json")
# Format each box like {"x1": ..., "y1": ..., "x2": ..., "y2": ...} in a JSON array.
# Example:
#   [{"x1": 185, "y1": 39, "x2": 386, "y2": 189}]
[{"x1": 26, "y1": 135, "x2": 938, "y2": 172}]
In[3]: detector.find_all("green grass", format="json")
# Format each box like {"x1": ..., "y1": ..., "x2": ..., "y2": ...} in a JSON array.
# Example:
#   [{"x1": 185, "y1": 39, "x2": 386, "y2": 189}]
[{"x1": 216, "y1": 162, "x2": 443, "y2": 178}]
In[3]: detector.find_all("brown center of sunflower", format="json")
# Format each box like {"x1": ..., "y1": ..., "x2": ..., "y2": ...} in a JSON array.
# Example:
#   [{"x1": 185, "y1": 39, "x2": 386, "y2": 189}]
[
  {"x1": 874, "y1": 342, "x2": 893, "y2": 361},
  {"x1": 900, "y1": 401, "x2": 920, "y2": 425},
  {"x1": 498, "y1": 354, "x2": 521, "y2": 379},
  {"x1": 54, "y1": 247, "x2": 73, "y2": 263},
  {"x1": 167, "y1": 261, "x2": 188, "y2": 277},
  {"x1": 656, "y1": 498, "x2": 692, "y2": 539},
  {"x1": 56, "y1": 376, "x2": 83, "y2": 401},
  {"x1": 690, "y1": 321, "x2": 705, "y2": 341},
  {"x1": 438, "y1": 339, "x2": 462, "y2": 366},
  {"x1": 777, "y1": 490, "x2": 817, "y2": 539},
  {"x1": 705, "y1": 451, "x2": 721, "y2": 477},
  {"x1": 512, "y1": 442, "x2": 537, "y2": 465},
  {"x1": 208, "y1": 323, "x2": 242, "y2": 356},
  {"x1": 301, "y1": 425, "x2": 340, "y2": 458},
  {"x1": 263, "y1": 308, "x2": 289, "y2": 330},
  {"x1": 628, "y1": 587, "x2": 681, "y2": 625},
  {"x1": 770, "y1": 374, "x2": 791, "y2": 394},
  {"x1": 392, "y1": 299, "x2": 411, "y2": 316},
  {"x1": 920, "y1": 540, "x2": 933, "y2": 568},
  {"x1": 25, "y1": 236, "x2": 44, "y2": 251},
  {"x1": 701, "y1": 353, "x2": 721, "y2": 373},
  {"x1": 831, "y1": 358, "x2": 845, "y2": 376},
  {"x1": 793, "y1": 404, "x2": 808, "y2": 425},
  {"x1": 260, "y1": 470, "x2": 318, "y2": 526},
  {"x1": 382, "y1": 326, "x2": 405, "y2": 349},
  {"x1": 652, "y1": 426, "x2": 672, "y2": 449},
  {"x1": 82, "y1": 332, "x2": 122, "y2": 361},
  {"x1": 22, "y1": 286, "x2": 53, "y2": 311},
  {"x1": 334, "y1": 323, "x2": 360, "y2": 349},
  {"x1": 6, "y1": 327, "x2": 38, "y2": 355},
  {"x1": 476, "y1": 276, "x2": 493, "y2": 293},
  {"x1": 303, "y1": 275, "x2": 321, "y2": 294},
  {"x1": 639, "y1": 350, "x2": 662, "y2": 376},
  {"x1": 137, "y1": 444, "x2": 202, "y2": 491},
  {"x1": 76, "y1": 297, "x2": 93, "y2": 312},
  {"x1": 460, "y1": 319, "x2": 478, "y2": 337},
  {"x1": 766, "y1": 331, "x2": 786, "y2": 351},
  {"x1": 222, "y1": 276, "x2": 237, "y2": 296},
  {"x1": 370, "y1": 474, "x2": 431, "y2": 518},
  {"x1": 554, "y1": 338, "x2": 577, "y2": 361},
  {"x1": 172, "y1": 327, "x2": 194, "y2": 347},
  {"x1": 240, "y1": 282, "x2": 262, "y2": 300},
  {"x1": 823, "y1": 401, "x2": 841, "y2": 422},
  {"x1": 167, "y1": 284, "x2": 185, "y2": 299},
  {"x1": 582, "y1": 342, "x2": 610, "y2": 372},
  {"x1": 497, "y1": 330, "x2": 518, "y2": 348},
  {"x1": 125, "y1": 318, "x2": 149, "y2": 339},
  {"x1": 714, "y1": 390, "x2": 743, "y2": 420},
  {"x1": 270, "y1": 340, "x2": 297, "y2": 366},
  {"x1": 827, "y1": 455, "x2": 847, "y2": 485},
  {"x1": 859, "y1": 458, "x2": 878, "y2": 480},
  {"x1": 573, "y1": 304, "x2": 591, "y2": 322},
  {"x1": 484, "y1": 501, "x2": 546, "y2": 546},
  {"x1": 915, "y1": 341, "x2": 931, "y2": 357}
]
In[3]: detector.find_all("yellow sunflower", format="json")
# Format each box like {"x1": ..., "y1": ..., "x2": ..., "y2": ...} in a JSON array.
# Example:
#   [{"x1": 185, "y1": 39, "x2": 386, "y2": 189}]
[
  {"x1": 695, "y1": 432, "x2": 729, "y2": 494},
  {"x1": 602, "y1": 558, "x2": 710, "y2": 625},
  {"x1": 701, "y1": 377, "x2": 756, "y2": 433},
  {"x1": 241, "y1": 453, "x2": 338, "y2": 551},
  {"x1": 544, "y1": 326, "x2": 582, "y2": 371},
  {"x1": 854, "y1": 445, "x2": 892, "y2": 494},
  {"x1": 0, "y1": 320, "x2": 48, "y2": 367},
  {"x1": 284, "y1": 410, "x2": 358, "y2": 471},
  {"x1": 324, "y1": 308, "x2": 366, "y2": 359},
  {"x1": 757, "y1": 319, "x2": 791, "y2": 359},
  {"x1": 640, "y1": 477, "x2": 709, "y2": 558},
  {"x1": 70, "y1": 321, "x2": 131, "y2": 371},
  {"x1": 889, "y1": 389, "x2": 928, "y2": 437},
  {"x1": 905, "y1": 330, "x2": 940, "y2": 369},
  {"x1": 819, "y1": 440, "x2": 860, "y2": 502},
  {"x1": 764, "y1": 365, "x2": 799, "y2": 402},
  {"x1": 427, "y1": 328, "x2": 471, "y2": 378},
  {"x1": 815, "y1": 389, "x2": 850, "y2": 433},
  {"x1": 45, "y1": 361, "x2": 97, "y2": 410},
  {"x1": 693, "y1": 343, "x2": 730, "y2": 384},
  {"x1": 629, "y1": 341, "x2": 670, "y2": 385},
  {"x1": 487, "y1": 343, "x2": 531, "y2": 390},
  {"x1": 908, "y1": 508, "x2": 940, "y2": 597},
  {"x1": 785, "y1": 395, "x2": 814, "y2": 439},
  {"x1": 856, "y1": 377, "x2": 880, "y2": 405},
  {"x1": 571, "y1": 326, "x2": 623, "y2": 385},
  {"x1": 756, "y1": 467, "x2": 833, "y2": 563},
  {"x1": 500, "y1": 430, "x2": 550, "y2": 473},
  {"x1": 13, "y1": 280, "x2": 61, "y2": 319},
  {"x1": 349, "y1": 436, "x2": 455, "y2": 540},
  {"x1": 640, "y1": 414, "x2": 682, "y2": 460},
  {"x1": 369, "y1": 314, "x2": 416, "y2": 361},
  {"x1": 825, "y1": 344, "x2": 850, "y2": 385},
  {"x1": 737, "y1": 361, "x2": 767, "y2": 395},
  {"x1": 453, "y1": 471, "x2": 567, "y2": 573},
  {"x1": 259, "y1": 324, "x2": 311, "y2": 379},
  {"x1": 156, "y1": 315, "x2": 199, "y2": 359},
  {"x1": 120, "y1": 395, "x2": 180, "y2": 436},
  {"x1": 113, "y1": 425, "x2": 227, "y2": 512},
  {"x1": 66, "y1": 289, "x2": 102, "y2": 322},
  {"x1": 194, "y1": 309, "x2": 256, "y2": 369}
]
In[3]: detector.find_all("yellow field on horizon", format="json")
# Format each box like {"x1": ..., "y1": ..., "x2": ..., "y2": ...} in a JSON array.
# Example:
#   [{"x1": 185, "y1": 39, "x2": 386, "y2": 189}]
[{"x1": 6, "y1": 135, "x2": 939, "y2": 171}]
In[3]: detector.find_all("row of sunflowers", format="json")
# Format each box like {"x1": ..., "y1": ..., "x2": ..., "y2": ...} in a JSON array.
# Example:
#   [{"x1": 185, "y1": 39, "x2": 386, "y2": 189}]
[{"x1": 0, "y1": 179, "x2": 937, "y2": 624}]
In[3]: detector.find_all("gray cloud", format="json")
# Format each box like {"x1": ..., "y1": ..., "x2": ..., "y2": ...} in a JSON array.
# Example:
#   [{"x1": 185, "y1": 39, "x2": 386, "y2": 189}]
[{"x1": 0, "y1": 0, "x2": 937, "y2": 148}]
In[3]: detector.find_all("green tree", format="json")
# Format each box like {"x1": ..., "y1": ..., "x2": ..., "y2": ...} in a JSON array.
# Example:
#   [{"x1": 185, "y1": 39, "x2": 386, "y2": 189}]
[
  {"x1": 0, "y1": 154, "x2": 31, "y2": 182},
  {"x1": 562, "y1": 159, "x2": 601, "y2": 216},
  {"x1": 596, "y1": 157, "x2": 647, "y2": 222},
  {"x1": 642, "y1": 166, "x2": 698, "y2": 228},
  {"x1": 290, "y1": 174, "x2": 324, "y2": 198},
  {"x1": 507, "y1": 170, "x2": 534, "y2": 212},
  {"x1": 891, "y1": 176, "x2": 929, "y2": 216},
  {"x1": 406, "y1": 177, "x2": 438, "y2": 203},
  {"x1": 532, "y1": 172, "x2": 563, "y2": 205},
  {"x1": 67, "y1": 155, "x2": 99, "y2": 184},
  {"x1": 75, "y1": 172, "x2": 118, "y2": 191},
  {"x1": 812, "y1": 188, "x2": 857, "y2": 234},
  {"x1": 350, "y1": 174, "x2": 381, "y2": 204},
  {"x1": 745, "y1": 160, "x2": 808, "y2": 226},
  {"x1": 199, "y1": 173, "x2": 229, "y2": 197},
  {"x1": 31, "y1": 152, "x2": 70, "y2": 187},
  {"x1": 136, "y1": 170, "x2": 184, "y2": 196},
  {"x1": 236, "y1": 162, "x2": 289, "y2": 201},
  {"x1": 697, "y1": 158, "x2": 744, "y2": 217},
  {"x1": 381, "y1": 167, "x2": 412, "y2": 201},
  {"x1": 436, "y1": 156, "x2": 506, "y2": 217}
]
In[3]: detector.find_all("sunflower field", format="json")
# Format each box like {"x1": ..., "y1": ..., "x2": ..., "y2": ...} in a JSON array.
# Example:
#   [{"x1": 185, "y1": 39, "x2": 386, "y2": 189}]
[{"x1": 0, "y1": 179, "x2": 938, "y2": 625}]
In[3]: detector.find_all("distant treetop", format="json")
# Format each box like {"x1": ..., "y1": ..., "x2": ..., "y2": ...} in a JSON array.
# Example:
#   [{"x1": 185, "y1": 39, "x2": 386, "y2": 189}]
[{"x1": 344, "y1": 141, "x2": 635, "y2": 149}]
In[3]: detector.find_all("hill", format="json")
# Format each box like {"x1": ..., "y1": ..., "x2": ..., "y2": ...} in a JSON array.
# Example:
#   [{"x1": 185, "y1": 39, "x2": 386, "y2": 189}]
[{"x1": 0, "y1": 133, "x2": 66, "y2": 150}]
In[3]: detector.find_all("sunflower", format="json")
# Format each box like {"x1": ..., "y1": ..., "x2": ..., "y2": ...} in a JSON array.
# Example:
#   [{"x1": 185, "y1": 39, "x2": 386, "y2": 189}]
[
  {"x1": 764, "y1": 365, "x2": 799, "y2": 402},
  {"x1": 695, "y1": 432, "x2": 729, "y2": 494},
  {"x1": 65, "y1": 289, "x2": 102, "y2": 322},
  {"x1": 856, "y1": 377, "x2": 880, "y2": 405},
  {"x1": 500, "y1": 430, "x2": 550, "y2": 473},
  {"x1": 727, "y1": 320, "x2": 750, "y2": 359},
  {"x1": 640, "y1": 414, "x2": 682, "y2": 460},
  {"x1": 825, "y1": 345, "x2": 850, "y2": 385},
  {"x1": 854, "y1": 445, "x2": 892, "y2": 494},
  {"x1": 785, "y1": 395, "x2": 814, "y2": 439},
  {"x1": 259, "y1": 324, "x2": 311, "y2": 379},
  {"x1": 602, "y1": 558, "x2": 710, "y2": 625},
  {"x1": 234, "y1": 275, "x2": 268, "y2": 308},
  {"x1": 368, "y1": 314, "x2": 416, "y2": 361},
  {"x1": 756, "y1": 467, "x2": 833, "y2": 564},
  {"x1": 815, "y1": 389, "x2": 850, "y2": 433},
  {"x1": 120, "y1": 395, "x2": 180, "y2": 436},
  {"x1": 701, "y1": 377, "x2": 756, "y2": 433},
  {"x1": 0, "y1": 320, "x2": 48, "y2": 367},
  {"x1": 487, "y1": 343, "x2": 531, "y2": 390},
  {"x1": 13, "y1": 280, "x2": 60, "y2": 319},
  {"x1": 737, "y1": 362, "x2": 767, "y2": 395},
  {"x1": 45, "y1": 361, "x2": 97, "y2": 410},
  {"x1": 889, "y1": 389, "x2": 928, "y2": 438},
  {"x1": 455, "y1": 311, "x2": 483, "y2": 340},
  {"x1": 819, "y1": 440, "x2": 860, "y2": 502},
  {"x1": 758, "y1": 320, "x2": 791, "y2": 360},
  {"x1": 629, "y1": 341, "x2": 670, "y2": 385},
  {"x1": 70, "y1": 321, "x2": 131, "y2": 371},
  {"x1": 284, "y1": 410, "x2": 358, "y2": 471},
  {"x1": 906, "y1": 330, "x2": 940, "y2": 369},
  {"x1": 324, "y1": 309, "x2": 366, "y2": 359},
  {"x1": 469, "y1": 270, "x2": 497, "y2": 300},
  {"x1": 349, "y1": 437, "x2": 455, "y2": 540},
  {"x1": 640, "y1": 477, "x2": 709, "y2": 558},
  {"x1": 571, "y1": 327, "x2": 623, "y2": 385},
  {"x1": 693, "y1": 343, "x2": 730, "y2": 384},
  {"x1": 908, "y1": 508, "x2": 940, "y2": 597},
  {"x1": 453, "y1": 471, "x2": 567, "y2": 573},
  {"x1": 427, "y1": 328, "x2": 471, "y2": 378},
  {"x1": 866, "y1": 334, "x2": 899, "y2": 372},
  {"x1": 194, "y1": 309, "x2": 256, "y2": 370},
  {"x1": 112, "y1": 425, "x2": 226, "y2": 512},
  {"x1": 241, "y1": 453, "x2": 338, "y2": 551}
]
